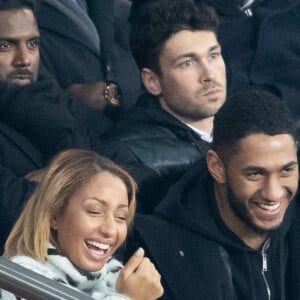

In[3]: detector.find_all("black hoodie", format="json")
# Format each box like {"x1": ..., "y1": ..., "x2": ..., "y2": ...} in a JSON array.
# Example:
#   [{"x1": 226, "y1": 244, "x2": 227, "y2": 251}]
[{"x1": 127, "y1": 162, "x2": 295, "y2": 300}]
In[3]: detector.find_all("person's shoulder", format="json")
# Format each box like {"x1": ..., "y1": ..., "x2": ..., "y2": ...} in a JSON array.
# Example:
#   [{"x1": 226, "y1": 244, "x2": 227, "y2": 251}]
[
  {"x1": 10, "y1": 255, "x2": 58, "y2": 279},
  {"x1": 102, "y1": 114, "x2": 160, "y2": 142},
  {"x1": 10, "y1": 255, "x2": 45, "y2": 272},
  {"x1": 134, "y1": 213, "x2": 175, "y2": 238}
]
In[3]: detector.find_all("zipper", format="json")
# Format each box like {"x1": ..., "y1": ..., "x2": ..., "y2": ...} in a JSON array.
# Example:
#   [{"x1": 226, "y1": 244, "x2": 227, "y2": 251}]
[{"x1": 261, "y1": 238, "x2": 271, "y2": 300}]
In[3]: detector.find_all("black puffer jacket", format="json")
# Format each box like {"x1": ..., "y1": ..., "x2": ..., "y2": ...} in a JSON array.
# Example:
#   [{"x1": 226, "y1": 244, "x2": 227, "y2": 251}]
[{"x1": 101, "y1": 93, "x2": 210, "y2": 212}]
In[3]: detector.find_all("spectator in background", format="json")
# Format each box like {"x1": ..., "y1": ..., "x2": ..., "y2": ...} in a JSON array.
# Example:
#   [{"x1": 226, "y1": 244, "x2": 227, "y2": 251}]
[
  {"x1": 126, "y1": 89, "x2": 299, "y2": 299},
  {"x1": 2, "y1": 149, "x2": 163, "y2": 300},
  {"x1": 197, "y1": 0, "x2": 300, "y2": 118},
  {"x1": 101, "y1": 0, "x2": 226, "y2": 212},
  {"x1": 37, "y1": 0, "x2": 142, "y2": 133},
  {"x1": 0, "y1": 0, "x2": 88, "y2": 251},
  {"x1": 0, "y1": 0, "x2": 89, "y2": 160},
  {"x1": 0, "y1": 0, "x2": 44, "y2": 252}
]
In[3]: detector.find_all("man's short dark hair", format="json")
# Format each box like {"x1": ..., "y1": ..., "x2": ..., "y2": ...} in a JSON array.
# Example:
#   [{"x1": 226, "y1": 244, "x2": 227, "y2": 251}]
[
  {"x1": 129, "y1": 0, "x2": 219, "y2": 73},
  {"x1": 0, "y1": 0, "x2": 38, "y2": 18},
  {"x1": 212, "y1": 89, "x2": 298, "y2": 154}
]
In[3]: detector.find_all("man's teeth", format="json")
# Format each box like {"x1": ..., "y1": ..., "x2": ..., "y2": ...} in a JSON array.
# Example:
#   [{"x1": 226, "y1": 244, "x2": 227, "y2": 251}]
[
  {"x1": 257, "y1": 202, "x2": 281, "y2": 211},
  {"x1": 86, "y1": 240, "x2": 110, "y2": 250}
]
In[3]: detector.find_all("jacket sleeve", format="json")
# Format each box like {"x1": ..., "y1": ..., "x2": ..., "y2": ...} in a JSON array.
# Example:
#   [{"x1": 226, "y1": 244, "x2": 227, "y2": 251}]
[{"x1": 0, "y1": 80, "x2": 90, "y2": 159}]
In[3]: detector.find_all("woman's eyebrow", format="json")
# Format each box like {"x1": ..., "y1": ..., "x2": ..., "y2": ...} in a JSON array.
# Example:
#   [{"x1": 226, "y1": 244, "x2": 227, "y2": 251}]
[{"x1": 86, "y1": 197, "x2": 128, "y2": 208}]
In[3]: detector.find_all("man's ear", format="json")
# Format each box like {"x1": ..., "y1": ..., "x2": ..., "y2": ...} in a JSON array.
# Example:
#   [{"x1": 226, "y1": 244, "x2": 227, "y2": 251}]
[
  {"x1": 141, "y1": 68, "x2": 162, "y2": 95},
  {"x1": 206, "y1": 149, "x2": 226, "y2": 184}
]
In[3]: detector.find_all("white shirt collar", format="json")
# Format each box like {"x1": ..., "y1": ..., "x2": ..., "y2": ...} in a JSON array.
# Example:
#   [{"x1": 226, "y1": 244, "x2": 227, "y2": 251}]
[{"x1": 186, "y1": 123, "x2": 213, "y2": 143}]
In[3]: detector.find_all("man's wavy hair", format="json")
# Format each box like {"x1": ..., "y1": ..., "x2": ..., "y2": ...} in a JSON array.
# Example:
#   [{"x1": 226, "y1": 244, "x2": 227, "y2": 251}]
[{"x1": 129, "y1": 0, "x2": 219, "y2": 74}]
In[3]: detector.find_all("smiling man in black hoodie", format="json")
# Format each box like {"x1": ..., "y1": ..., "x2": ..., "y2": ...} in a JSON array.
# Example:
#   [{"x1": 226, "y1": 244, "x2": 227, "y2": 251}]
[{"x1": 126, "y1": 89, "x2": 299, "y2": 300}]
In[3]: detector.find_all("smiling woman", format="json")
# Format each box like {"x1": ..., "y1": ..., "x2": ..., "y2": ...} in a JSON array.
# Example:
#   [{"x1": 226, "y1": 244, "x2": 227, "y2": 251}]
[{"x1": 2, "y1": 149, "x2": 163, "y2": 300}]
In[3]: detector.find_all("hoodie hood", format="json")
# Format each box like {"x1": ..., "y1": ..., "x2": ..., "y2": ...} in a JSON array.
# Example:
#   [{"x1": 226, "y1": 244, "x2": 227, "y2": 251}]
[{"x1": 155, "y1": 160, "x2": 295, "y2": 253}]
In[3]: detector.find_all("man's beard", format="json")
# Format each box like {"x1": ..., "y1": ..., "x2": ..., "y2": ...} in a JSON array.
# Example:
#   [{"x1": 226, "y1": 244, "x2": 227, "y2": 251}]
[{"x1": 226, "y1": 185, "x2": 281, "y2": 236}]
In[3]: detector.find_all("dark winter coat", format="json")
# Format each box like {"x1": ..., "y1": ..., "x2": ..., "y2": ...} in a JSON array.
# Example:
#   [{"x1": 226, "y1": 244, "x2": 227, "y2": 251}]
[{"x1": 0, "y1": 121, "x2": 41, "y2": 252}]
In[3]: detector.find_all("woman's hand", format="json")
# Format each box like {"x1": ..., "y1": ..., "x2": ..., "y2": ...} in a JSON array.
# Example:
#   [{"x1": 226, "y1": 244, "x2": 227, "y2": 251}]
[{"x1": 116, "y1": 248, "x2": 164, "y2": 300}]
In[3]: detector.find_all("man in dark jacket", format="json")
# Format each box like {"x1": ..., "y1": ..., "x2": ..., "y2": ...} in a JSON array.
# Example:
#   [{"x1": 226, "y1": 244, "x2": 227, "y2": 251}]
[
  {"x1": 200, "y1": 0, "x2": 300, "y2": 117},
  {"x1": 0, "y1": 0, "x2": 42, "y2": 252},
  {"x1": 0, "y1": 0, "x2": 90, "y2": 252},
  {"x1": 101, "y1": 0, "x2": 227, "y2": 211},
  {"x1": 0, "y1": 0, "x2": 89, "y2": 159},
  {"x1": 37, "y1": 0, "x2": 141, "y2": 117},
  {"x1": 126, "y1": 89, "x2": 299, "y2": 299}
]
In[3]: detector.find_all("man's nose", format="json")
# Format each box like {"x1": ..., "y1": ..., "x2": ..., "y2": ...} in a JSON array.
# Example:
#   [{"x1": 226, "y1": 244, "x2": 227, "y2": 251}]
[
  {"x1": 199, "y1": 61, "x2": 216, "y2": 83},
  {"x1": 262, "y1": 176, "x2": 285, "y2": 201},
  {"x1": 13, "y1": 45, "x2": 31, "y2": 68}
]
